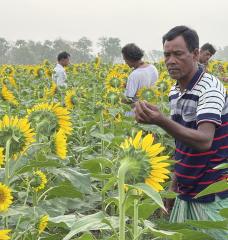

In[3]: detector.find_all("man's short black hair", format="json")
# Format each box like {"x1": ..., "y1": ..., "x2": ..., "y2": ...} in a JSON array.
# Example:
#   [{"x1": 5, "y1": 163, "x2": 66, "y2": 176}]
[
  {"x1": 121, "y1": 43, "x2": 144, "y2": 61},
  {"x1": 162, "y1": 26, "x2": 199, "y2": 52},
  {"x1": 201, "y1": 43, "x2": 216, "y2": 55},
  {"x1": 57, "y1": 51, "x2": 70, "y2": 61}
]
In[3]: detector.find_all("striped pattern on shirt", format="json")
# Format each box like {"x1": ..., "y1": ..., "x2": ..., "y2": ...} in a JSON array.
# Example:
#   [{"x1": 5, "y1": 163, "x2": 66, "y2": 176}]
[{"x1": 169, "y1": 68, "x2": 228, "y2": 202}]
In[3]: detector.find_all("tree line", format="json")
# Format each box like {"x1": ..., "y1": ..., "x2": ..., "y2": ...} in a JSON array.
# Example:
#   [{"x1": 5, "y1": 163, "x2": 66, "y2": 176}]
[{"x1": 0, "y1": 37, "x2": 227, "y2": 65}]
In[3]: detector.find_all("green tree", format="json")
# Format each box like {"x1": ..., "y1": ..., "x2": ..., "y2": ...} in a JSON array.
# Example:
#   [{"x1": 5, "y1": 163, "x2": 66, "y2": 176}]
[
  {"x1": 98, "y1": 37, "x2": 121, "y2": 63},
  {"x1": 72, "y1": 37, "x2": 93, "y2": 63},
  {"x1": 0, "y1": 38, "x2": 10, "y2": 64}
]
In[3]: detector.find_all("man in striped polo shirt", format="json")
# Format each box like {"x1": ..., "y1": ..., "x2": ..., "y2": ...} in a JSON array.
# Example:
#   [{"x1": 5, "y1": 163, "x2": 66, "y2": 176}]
[{"x1": 134, "y1": 26, "x2": 228, "y2": 239}]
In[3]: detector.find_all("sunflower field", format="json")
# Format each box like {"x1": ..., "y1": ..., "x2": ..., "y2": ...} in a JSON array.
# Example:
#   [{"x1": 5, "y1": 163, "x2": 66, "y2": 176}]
[{"x1": 0, "y1": 58, "x2": 227, "y2": 240}]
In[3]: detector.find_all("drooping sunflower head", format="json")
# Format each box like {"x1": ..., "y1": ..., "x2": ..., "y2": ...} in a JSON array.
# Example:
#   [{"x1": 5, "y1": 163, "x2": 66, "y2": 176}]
[
  {"x1": 120, "y1": 130, "x2": 170, "y2": 192},
  {"x1": 104, "y1": 89, "x2": 121, "y2": 106},
  {"x1": 42, "y1": 59, "x2": 50, "y2": 66},
  {"x1": 0, "y1": 183, "x2": 13, "y2": 212},
  {"x1": 155, "y1": 78, "x2": 172, "y2": 97},
  {"x1": 27, "y1": 103, "x2": 73, "y2": 136},
  {"x1": 65, "y1": 89, "x2": 77, "y2": 110},
  {"x1": 3, "y1": 77, "x2": 17, "y2": 88},
  {"x1": 2, "y1": 65, "x2": 14, "y2": 76},
  {"x1": 105, "y1": 71, "x2": 125, "y2": 90},
  {"x1": 0, "y1": 116, "x2": 35, "y2": 158},
  {"x1": 1, "y1": 83, "x2": 19, "y2": 106},
  {"x1": 43, "y1": 81, "x2": 57, "y2": 99},
  {"x1": 53, "y1": 129, "x2": 67, "y2": 160},
  {"x1": 34, "y1": 67, "x2": 45, "y2": 78},
  {"x1": 137, "y1": 86, "x2": 157, "y2": 103},
  {"x1": 38, "y1": 215, "x2": 49, "y2": 234},
  {"x1": 94, "y1": 56, "x2": 101, "y2": 69},
  {"x1": 31, "y1": 170, "x2": 48, "y2": 192}
]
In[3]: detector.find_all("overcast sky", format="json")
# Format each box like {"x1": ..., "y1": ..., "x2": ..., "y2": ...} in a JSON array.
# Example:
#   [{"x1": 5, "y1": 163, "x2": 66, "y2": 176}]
[{"x1": 1, "y1": 0, "x2": 228, "y2": 51}]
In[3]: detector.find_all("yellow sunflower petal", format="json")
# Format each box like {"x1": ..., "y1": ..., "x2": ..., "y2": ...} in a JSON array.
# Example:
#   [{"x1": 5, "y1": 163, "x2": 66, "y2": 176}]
[
  {"x1": 142, "y1": 134, "x2": 154, "y2": 151},
  {"x1": 133, "y1": 131, "x2": 142, "y2": 149}
]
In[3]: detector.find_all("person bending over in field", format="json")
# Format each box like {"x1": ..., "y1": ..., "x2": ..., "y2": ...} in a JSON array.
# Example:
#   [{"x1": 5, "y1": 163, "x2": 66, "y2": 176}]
[
  {"x1": 122, "y1": 43, "x2": 159, "y2": 104},
  {"x1": 135, "y1": 25, "x2": 228, "y2": 240},
  {"x1": 52, "y1": 51, "x2": 70, "y2": 87}
]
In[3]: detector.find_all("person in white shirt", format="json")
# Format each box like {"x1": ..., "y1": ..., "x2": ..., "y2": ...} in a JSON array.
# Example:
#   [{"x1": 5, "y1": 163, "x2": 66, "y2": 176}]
[
  {"x1": 52, "y1": 51, "x2": 70, "y2": 87},
  {"x1": 122, "y1": 43, "x2": 159, "y2": 103}
]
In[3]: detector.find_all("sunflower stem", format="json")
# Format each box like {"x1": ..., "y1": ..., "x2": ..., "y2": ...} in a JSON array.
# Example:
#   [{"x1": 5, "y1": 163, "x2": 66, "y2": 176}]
[
  {"x1": 4, "y1": 139, "x2": 11, "y2": 186},
  {"x1": 92, "y1": 81, "x2": 97, "y2": 114},
  {"x1": 99, "y1": 111, "x2": 106, "y2": 212},
  {"x1": 118, "y1": 158, "x2": 130, "y2": 240},
  {"x1": 133, "y1": 198, "x2": 139, "y2": 240}
]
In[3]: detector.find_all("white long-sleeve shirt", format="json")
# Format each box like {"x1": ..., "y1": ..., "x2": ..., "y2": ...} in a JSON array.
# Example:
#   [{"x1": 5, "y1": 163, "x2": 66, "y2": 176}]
[{"x1": 52, "y1": 63, "x2": 67, "y2": 87}]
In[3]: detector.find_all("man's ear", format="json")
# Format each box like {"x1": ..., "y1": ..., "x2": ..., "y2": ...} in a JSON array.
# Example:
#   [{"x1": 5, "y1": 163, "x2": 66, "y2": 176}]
[{"x1": 193, "y1": 48, "x2": 199, "y2": 61}]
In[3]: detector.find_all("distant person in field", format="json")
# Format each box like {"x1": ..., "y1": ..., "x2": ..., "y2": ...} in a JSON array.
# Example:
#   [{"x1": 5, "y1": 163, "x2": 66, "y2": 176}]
[
  {"x1": 198, "y1": 43, "x2": 216, "y2": 71},
  {"x1": 121, "y1": 43, "x2": 159, "y2": 103},
  {"x1": 135, "y1": 25, "x2": 228, "y2": 240},
  {"x1": 52, "y1": 51, "x2": 70, "y2": 87},
  {"x1": 199, "y1": 43, "x2": 228, "y2": 82}
]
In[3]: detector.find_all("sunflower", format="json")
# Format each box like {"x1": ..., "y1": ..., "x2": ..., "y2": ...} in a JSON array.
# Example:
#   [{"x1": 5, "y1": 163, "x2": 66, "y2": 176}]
[
  {"x1": 1, "y1": 84, "x2": 19, "y2": 106},
  {"x1": 27, "y1": 103, "x2": 72, "y2": 136},
  {"x1": 0, "y1": 148, "x2": 4, "y2": 167},
  {"x1": 207, "y1": 60, "x2": 219, "y2": 73},
  {"x1": 2, "y1": 65, "x2": 14, "y2": 76},
  {"x1": 104, "y1": 88, "x2": 121, "y2": 106},
  {"x1": 0, "y1": 116, "x2": 35, "y2": 158},
  {"x1": 45, "y1": 68, "x2": 52, "y2": 78},
  {"x1": 120, "y1": 131, "x2": 170, "y2": 192},
  {"x1": 38, "y1": 215, "x2": 49, "y2": 234},
  {"x1": 65, "y1": 89, "x2": 77, "y2": 110},
  {"x1": 105, "y1": 70, "x2": 125, "y2": 91},
  {"x1": 94, "y1": 56, "x2": 101, "y2": 70},
  {"x1": 34, "y1": 67, "x2": 45, "y2": 78},
  {"x1": 0, "y1": 183, "x2": 13, "y2": 212},
  {"x1": 137, "y1": 86, "x2": 157, "y2": 103},
  {"x1": 32, "y1": 170, "x2": 48, "y2": 192},
  {"x1": 0, "y1": 229, "x2": 11, "y2": 240},
  {"x1": 43, "y1": 81, "x2": 57, "y2": 99},
  {"x1": 54, "y1": 129, "x2": 67, "y2": 160},
  {"x1": 43, "y1": 59, "x2": 50, "y2": 66},
  {"x1": 155, "y1": 77, "x2": 172, "y2": 97},
  {"x1": 3, "y1": 77, "x2": 17, "y2": 88},
  {"x1": 223, "y1": 62, "x2": 228, "y2": 73}
]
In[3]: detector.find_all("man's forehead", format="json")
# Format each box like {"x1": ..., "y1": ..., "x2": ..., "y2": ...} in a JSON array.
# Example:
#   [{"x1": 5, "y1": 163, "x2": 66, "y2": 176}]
[
  {"x1": 163, "y1": 36, "x2": 188, "y2": 52},
  {"x1": 201, "y1": 49, "x2": 212, "y2": 55}
]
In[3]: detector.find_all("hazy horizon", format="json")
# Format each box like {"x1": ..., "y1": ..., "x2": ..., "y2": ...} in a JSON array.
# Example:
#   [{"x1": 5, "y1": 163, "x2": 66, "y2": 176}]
[{"x1": 1, "y1": 0, "x2": 228, "y2": 52}]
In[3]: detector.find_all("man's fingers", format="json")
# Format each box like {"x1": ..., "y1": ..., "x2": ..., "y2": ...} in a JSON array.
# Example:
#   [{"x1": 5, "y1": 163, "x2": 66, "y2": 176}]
[
  {"x1": 143, "y1": 101, "x2": 159, "y2": 111},
  {"x1": 135, "y1": 102, "x2": 150, "y2": 122},
  {"x1": 139, "y1": 101, "x2": 155, "y2": 116}
]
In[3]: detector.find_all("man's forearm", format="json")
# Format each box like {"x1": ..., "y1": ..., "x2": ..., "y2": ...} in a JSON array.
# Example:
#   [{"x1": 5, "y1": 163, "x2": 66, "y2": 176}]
[{"x1": 157, "y1": 115, "x2": 213, "y2": 151}]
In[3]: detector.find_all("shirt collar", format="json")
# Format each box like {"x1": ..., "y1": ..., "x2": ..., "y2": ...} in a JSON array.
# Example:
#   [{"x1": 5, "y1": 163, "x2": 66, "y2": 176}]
[
  {"x1": 56, "y1": 63, "x2": 64, "y2": 69},
  {"x1": 174, "y1": 67, "x2": 204, "y2": 91}
]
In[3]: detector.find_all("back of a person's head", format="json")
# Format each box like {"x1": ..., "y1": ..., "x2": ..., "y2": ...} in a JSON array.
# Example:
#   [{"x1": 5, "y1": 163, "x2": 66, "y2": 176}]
[
  {"x1": 162, "y1": 25, "x2": 199, "y2": 52},
  {"x1": 200, "y1": 43, "x2": 216, "y2": 55},
  {"x1": 121, "y1": 43, "x2": 144, "y2": 61},
  {"x1": 57, "y1": 51, "x2": 70, "y2": 61}
]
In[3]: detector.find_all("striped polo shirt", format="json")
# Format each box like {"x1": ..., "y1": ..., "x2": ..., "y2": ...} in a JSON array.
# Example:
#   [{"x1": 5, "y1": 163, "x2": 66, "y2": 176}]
[{"x1": 169, "y1": 67, "x2": 228, "y2": 202}]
